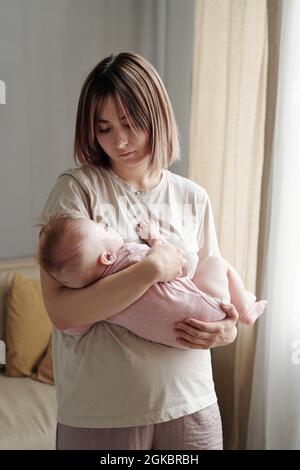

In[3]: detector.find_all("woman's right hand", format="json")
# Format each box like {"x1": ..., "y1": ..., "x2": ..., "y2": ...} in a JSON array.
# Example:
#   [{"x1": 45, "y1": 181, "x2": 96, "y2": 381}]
[{"x1": 146, "y1": 240, "x2": 187, "y2": 282}]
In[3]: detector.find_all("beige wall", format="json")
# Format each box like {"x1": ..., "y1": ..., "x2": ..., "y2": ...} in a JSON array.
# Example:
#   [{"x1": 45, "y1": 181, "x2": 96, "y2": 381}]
[{"x1": 0, "y1": 0, "x2": 195, "y2": 258}]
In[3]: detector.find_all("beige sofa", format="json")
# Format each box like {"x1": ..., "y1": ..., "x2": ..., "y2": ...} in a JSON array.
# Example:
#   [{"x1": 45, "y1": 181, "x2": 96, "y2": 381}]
[{"x1": 0, "y1": 257, "x2": 57, "y2": 449}]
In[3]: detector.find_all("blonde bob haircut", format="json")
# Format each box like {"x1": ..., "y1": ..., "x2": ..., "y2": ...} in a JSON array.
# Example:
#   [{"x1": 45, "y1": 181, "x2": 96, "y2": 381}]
[{"x1": 74, "y1": 51, "x2": 181, "y2": 175}]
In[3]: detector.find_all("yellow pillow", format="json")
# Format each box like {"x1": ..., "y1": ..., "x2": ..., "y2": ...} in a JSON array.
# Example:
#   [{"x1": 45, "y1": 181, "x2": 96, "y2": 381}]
[
  {"x1": 5, "y1": 272, "x2": 52, "y2": 377},
  {"x1": 31, "y1": 337, "x2": 54, "y2": 385}
]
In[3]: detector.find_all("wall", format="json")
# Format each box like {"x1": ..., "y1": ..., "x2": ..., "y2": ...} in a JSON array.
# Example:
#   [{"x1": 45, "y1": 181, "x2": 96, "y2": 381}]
[{"x1": 0, "y1": 0, "x2": 195, "y2": 258}]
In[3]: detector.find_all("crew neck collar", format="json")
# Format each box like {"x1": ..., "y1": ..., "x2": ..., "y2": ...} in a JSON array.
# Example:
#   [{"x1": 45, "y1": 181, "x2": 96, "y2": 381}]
[{"x1": 107, "y1": 168, "x2": 167, "y2": 196}]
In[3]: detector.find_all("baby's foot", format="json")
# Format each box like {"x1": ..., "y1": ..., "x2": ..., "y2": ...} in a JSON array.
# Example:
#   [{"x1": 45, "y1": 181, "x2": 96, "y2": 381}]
[
  {"x1": 242, "y1": 300, "x2": 268, "y2": 325},
  {"x1": 135, "y1": 220, "x2": 161, "y2": 246}
]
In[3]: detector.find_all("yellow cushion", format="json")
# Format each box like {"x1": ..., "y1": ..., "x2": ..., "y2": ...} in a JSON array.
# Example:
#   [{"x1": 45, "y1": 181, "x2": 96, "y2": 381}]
[
  {"x1": 5, "y1": 272, "x2": 52, "y2": 377},
  {"x1": 31, "y1": 337, "x2": 54, "y2": 385}
]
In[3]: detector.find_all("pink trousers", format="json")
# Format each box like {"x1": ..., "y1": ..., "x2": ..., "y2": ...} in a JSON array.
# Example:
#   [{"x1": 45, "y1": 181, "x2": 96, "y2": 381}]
[{"x1": 56, "y1": 402, "x2": 223, "y2": 450}]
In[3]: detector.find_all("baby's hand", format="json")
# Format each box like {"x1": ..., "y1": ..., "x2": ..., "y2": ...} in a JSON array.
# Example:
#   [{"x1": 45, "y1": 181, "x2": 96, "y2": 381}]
[{"x1": 135, "y1": 220, "x2": 161, "y2": 247}]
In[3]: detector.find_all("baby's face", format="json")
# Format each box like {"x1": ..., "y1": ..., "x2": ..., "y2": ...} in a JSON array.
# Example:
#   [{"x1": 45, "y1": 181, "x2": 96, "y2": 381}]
[
  {"x1": 75, "y1": 218, "x2": 124, "y2": 287},
  {"x1": 82, "y1": 217, "x2": 124, "y2": 257},
  {"x1": 88, "y1": 218, "x2": 123, "y2": 250}
]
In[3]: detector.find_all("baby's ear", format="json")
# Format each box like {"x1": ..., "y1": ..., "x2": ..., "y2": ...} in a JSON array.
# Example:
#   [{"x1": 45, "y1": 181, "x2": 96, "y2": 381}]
[{"x1": 99, "y1": 251, "x2": 116, "y2": 265}]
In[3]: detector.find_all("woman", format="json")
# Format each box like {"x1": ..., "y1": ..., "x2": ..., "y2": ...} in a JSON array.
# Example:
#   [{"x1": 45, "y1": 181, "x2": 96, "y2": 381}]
[{"x1": 39, "y1": 52, "x2": 238, "y2": 450}]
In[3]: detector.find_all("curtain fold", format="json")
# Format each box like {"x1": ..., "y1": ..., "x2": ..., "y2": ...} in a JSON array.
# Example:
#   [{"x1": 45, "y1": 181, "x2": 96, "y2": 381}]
[
  {"x1": 188, "y1": 0, "x2": 268, "y2": 448},
  {"x1": 247, "y1": 0, "x2": 300, "y2": 450}
]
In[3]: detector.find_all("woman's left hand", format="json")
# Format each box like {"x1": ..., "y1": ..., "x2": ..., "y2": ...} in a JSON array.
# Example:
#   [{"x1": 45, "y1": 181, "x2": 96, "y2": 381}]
[{"x1": 174, "y1": 302, "x2": 238, "y2": 349}]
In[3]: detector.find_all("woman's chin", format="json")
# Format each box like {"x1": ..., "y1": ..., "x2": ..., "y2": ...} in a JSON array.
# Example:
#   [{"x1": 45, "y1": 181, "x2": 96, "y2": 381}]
[{"x1": 113, "y1": 154, "x2": 147, "y2": 167}]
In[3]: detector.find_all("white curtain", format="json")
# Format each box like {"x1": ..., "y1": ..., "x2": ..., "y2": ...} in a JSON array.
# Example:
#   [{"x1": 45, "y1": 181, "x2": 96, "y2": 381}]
[{"x1": 247, "y1": 0, "x2": 300, "y2": 450}]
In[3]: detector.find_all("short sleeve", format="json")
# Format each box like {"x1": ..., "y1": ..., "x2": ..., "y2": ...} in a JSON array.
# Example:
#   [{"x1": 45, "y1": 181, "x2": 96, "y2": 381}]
[
  {"x1": 196, "y1": 191, "x2": 221, "y2": 260},
  {"x1": 40, "y1": 173, "x2": 92, "y2": 223}
]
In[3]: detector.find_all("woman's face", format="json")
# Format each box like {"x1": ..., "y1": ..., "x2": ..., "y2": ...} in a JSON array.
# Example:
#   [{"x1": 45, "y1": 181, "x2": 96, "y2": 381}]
[{"x1": 95, "y1": 95, "x2": 150, "y2": 170}]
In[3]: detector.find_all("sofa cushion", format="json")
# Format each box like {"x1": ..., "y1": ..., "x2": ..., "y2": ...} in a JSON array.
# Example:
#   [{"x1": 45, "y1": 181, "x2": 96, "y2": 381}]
[
  {"x1": 0, "y1": 371, "x2": 56, "y2": 449},
  {"x1": 0, "y1": 258, "x2": 39, "y2": 343},
  {"x1": 6, "y1": 272, "x2": 52, "y2": 377},
  {"x1": 31, "y1": 337, "x2": 54, "y2": 385}
]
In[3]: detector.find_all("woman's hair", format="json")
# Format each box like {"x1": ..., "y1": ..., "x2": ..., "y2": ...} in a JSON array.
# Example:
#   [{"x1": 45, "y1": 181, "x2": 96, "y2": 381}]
[{"x1": 74, "y1": 51, "x2": 180, "y2": 175}]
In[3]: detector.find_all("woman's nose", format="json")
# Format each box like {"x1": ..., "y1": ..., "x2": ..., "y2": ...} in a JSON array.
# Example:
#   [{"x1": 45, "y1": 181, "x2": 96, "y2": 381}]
[{"x1": 113, "y1": 128, "x2": 128, "y2": 148}]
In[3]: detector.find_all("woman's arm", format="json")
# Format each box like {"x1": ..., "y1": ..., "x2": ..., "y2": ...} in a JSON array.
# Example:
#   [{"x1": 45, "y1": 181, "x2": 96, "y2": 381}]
[{"x1": 40, "y1": 239, "x2": 186, "y2": 331}]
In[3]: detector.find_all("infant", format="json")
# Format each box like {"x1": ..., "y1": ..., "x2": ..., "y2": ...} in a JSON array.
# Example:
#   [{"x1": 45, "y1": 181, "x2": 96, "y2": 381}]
[{"x1": 38, "y1": 214, "x2": 267, "y2": 349}]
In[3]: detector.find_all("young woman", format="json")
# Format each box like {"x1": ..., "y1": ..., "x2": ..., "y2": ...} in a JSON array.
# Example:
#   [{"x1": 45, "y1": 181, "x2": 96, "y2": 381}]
[{"x1": 39, "y1": 52, "x2": 238, "y2": 450}]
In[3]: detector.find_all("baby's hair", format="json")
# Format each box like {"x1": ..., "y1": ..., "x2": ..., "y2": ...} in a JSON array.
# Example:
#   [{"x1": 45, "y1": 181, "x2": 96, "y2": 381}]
[{"x1": 37, "y1": 213, "x2": 85, "y2": 282}]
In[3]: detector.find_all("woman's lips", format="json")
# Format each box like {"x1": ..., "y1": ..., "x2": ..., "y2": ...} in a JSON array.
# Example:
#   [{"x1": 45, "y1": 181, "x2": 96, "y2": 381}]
[{"x1": 118, "y1": 151, "x2": 135, "y2": 157}]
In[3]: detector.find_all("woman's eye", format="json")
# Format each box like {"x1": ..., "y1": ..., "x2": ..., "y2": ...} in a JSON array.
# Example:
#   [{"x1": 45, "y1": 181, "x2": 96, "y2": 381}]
[{"x1": 97, "y1": 123, "x2": 130, "y2": 135}]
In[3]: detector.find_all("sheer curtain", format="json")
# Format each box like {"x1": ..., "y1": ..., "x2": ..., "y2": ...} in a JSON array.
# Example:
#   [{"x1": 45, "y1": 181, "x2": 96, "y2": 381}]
[{"x1": 247, "y1": 0, "x2": 300, "y2": 450}]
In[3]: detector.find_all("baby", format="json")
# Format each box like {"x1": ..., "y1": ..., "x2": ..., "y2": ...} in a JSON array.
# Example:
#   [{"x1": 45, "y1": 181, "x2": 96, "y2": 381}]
[{"x1": 38, "y1": 214, "x2": 267, "y2": 349}]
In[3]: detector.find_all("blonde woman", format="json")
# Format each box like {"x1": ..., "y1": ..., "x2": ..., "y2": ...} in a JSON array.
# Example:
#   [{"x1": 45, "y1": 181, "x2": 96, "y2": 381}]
[{"x1": 39, "y1": 52, "x2": 238, "y2": 450}]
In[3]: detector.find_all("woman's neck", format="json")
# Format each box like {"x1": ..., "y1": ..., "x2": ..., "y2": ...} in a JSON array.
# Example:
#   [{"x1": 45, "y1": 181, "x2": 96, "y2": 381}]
[{"x1": 111, "y1": 162, "x2": 163, "y2": 191}]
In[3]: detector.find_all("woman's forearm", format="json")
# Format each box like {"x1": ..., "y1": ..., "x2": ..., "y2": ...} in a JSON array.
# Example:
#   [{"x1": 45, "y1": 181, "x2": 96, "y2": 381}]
[{"x1": 40, "y1": 257, "x2": 159, "y2": 331}]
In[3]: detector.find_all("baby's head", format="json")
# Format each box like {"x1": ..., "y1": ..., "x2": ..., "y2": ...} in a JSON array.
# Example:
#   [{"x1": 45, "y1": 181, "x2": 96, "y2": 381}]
[{"x1": 38, "y1": 214, "x2": 124, "y2": 288}]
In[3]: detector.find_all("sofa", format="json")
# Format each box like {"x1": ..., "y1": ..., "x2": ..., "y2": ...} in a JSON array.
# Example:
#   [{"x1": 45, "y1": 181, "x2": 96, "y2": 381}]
[{"x1": 0, "y1": 257, "x2": 57, "y2": 450}]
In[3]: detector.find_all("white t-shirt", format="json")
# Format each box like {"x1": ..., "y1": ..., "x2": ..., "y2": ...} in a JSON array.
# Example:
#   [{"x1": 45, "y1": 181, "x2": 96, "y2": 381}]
[{"x1": 41, "y1": 165, "x2": 221, "y2": 428}]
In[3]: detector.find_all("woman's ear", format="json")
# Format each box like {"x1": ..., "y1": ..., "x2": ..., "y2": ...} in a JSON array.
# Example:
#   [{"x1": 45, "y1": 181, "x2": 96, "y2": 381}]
[{"x1": 99, "y1": 251, "x2": 116, "y2": 265}]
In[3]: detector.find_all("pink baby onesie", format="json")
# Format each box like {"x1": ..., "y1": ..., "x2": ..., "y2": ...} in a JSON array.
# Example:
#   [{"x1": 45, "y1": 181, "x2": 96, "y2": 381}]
[{"x1": 63, "y1": 242, "x2": 226, "y2": 349}]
